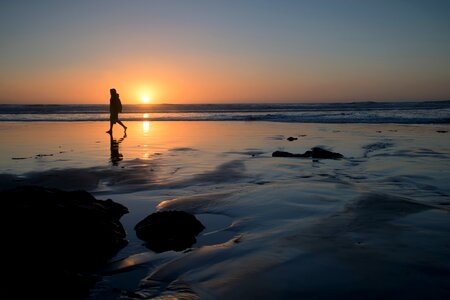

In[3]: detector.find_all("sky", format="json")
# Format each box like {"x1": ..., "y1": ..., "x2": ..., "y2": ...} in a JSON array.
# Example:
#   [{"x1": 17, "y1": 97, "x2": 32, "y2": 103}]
[{"x1": 1, "y1": 0, "x2": 450, "y2": 104}]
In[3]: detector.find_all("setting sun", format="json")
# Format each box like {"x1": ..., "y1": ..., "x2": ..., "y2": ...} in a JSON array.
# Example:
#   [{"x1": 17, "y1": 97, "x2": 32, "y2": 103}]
[{"x1": 141, "y1": 95, "x2": 150, "y2": 103}]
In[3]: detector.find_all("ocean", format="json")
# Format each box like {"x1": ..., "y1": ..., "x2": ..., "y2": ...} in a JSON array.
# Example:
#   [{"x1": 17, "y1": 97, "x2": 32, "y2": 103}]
[
  {"x1": 1, "y1": 100, "x2": 450, "y2": 123},
  {"x1": 1, "y1": 104, "x2": 450, "y2": 298}
]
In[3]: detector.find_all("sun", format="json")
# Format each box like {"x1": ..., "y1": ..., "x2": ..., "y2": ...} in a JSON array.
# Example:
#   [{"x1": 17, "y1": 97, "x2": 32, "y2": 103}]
[{"x1": 141, "y1": 95, "x2": 150, "y2": 103}]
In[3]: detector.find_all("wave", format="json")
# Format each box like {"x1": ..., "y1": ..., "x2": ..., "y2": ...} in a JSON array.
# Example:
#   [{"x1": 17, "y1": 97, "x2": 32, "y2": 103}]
[
  {"x1": 1, "y1": 101, "x2": 449, "y2": 123},
  {"x1": 1, "y1": 100, "x2": 450, "y2": 113},
  {"x1": 1, "y1": 112, "x2": 449, "y2": 124}
]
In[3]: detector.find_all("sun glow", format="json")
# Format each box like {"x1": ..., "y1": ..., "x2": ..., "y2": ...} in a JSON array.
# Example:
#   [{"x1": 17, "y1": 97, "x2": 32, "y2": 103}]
[{"x1": 141, "y1": 95, "x2": 150, "y2": 103}]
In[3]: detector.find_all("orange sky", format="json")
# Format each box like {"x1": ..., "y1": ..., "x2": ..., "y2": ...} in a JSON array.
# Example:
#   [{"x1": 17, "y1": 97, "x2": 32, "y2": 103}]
[{"x1": 1, "y1": 1, "x2": 450, "y2": 104}]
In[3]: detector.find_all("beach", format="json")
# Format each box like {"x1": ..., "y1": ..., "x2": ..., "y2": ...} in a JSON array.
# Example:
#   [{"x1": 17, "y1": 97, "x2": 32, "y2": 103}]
[
  {"x1": 3, "y1": 0, "x2": 450, "y2": 297},
  {"x1": 0, "y1": 120, "x2": 449, "y2": 299}
]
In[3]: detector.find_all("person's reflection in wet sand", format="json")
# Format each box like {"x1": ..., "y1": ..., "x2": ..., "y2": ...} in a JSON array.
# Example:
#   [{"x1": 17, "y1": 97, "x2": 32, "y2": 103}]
[{"x1": 110, "y1": 133, "x2": 127, "y2": 166}]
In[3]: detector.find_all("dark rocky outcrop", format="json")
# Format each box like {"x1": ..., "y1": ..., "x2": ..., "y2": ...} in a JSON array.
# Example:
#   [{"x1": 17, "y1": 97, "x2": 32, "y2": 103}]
[
  {"x1": 272, "y1": 150, "x2": 305, "y2": 157},
  {"x1": 287, "y1": 137, "x2": 298, "y2": 141},
  {"x1": 310, "y1": 147, "x2": 344, "y2": 159},
  {"x1": 272, "y1": 147, "x2": 343, "y2": 159},
  {"x1": 0, "y1": 186, "x2": 128, "y2": 300},
  {"x1": 135, "y1": 211, "x2": 205, "y2": 253}
]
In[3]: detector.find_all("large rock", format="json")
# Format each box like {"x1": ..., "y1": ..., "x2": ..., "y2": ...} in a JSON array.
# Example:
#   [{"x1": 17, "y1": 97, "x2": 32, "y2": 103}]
[
  {"x1": 135, "y1": 211, "x2": 205, "y2": 253},
  {"x1": 272, "y1": 147, "x2": 343, "y2": 159},
  {"x1": 0, "y1": 186, "x2": 129, "y2": 299}
]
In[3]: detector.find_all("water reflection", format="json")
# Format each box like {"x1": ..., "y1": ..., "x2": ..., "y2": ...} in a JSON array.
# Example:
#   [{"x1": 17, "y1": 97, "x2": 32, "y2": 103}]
[
  {"x1": 143, "y1": 121, "x2": 150, "y2": 135},
  {"x1": 110, "y1": 133, "x2": 127, "y2": 166},
  {"x1": 143, "y1": 113, "x2": 150, "y2": 136}
]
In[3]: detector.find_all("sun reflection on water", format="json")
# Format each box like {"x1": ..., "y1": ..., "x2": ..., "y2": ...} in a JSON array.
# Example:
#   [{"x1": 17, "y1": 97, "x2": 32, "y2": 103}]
[
  {"x1": 143, "y1": 121, "x2": 150, "y2": 134},
  {"x1": 143, "y1": 113, "x2": 150, "y2": 135}
]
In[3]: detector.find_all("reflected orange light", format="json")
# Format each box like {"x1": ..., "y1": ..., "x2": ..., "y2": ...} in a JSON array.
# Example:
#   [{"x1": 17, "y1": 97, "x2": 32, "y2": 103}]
[{"x1": 143, "y1": 121, "x2": 150, "y2": 135}]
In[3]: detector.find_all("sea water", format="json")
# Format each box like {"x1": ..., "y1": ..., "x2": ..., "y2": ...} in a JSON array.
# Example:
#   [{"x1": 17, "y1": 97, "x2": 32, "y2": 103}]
[
  {"x1": 1, "y1": 106, "x2": 450, "y2": 299},
  {"x1": 1, "y1": 101, "x2": 449, "y2": 123}
]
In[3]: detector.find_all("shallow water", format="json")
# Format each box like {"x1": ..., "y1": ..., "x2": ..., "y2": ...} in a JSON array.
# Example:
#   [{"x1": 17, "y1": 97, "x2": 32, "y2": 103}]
[{"x1": 1, "y1": 121, "x2": 449, "y2": 299}]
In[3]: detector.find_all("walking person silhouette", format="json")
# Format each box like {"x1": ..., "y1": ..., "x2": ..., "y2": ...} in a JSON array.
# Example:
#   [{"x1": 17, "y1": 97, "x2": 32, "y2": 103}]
[{"x1": 106, "y1": 88, "x2": 127, "y2": 134}]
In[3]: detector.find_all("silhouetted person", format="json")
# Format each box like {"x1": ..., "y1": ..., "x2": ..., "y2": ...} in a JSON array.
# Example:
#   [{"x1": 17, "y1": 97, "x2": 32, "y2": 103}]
[
  {"x1": 106, "y1": 88, "x2": 127, "y2": 134},
  {"x1": 110, "y1": 132, "x2": 126, "y2": 166}
]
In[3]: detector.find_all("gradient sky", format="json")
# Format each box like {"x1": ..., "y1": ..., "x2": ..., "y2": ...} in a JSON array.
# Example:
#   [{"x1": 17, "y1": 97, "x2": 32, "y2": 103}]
[{"x1": 1, "y1": 0, "x2": 450, "y2": 104}]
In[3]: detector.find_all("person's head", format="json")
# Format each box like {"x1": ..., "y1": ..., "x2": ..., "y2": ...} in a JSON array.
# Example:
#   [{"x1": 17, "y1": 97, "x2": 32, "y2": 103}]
[{"x1": 110, "y1": 88, "x2": 117, "y2": 96}]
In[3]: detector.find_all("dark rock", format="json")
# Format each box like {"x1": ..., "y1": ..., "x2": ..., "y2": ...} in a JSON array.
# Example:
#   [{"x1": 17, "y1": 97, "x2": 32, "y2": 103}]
[
  {"x1": 311, "y1": 147, "x2": 344, "y2": 159},
  {"x1": 287, "y1": 137, "x2": 298, "y2": 141},
  {"x1": 272, "y1": 150, "x2": 295, "y2": 157},
  {"x1": 303, "y1": 150, "x2": 313, "y2": 157},
  {"x1": 135, "y1": 211, "x2": 205, "y2": 253},
  {"x1": 272, "y1": 147, "x2": 343, "y2": 159},
  {"x1": 0, "y1": 186, "x2": 128, "y2": 299},
  {"x1": 35, "y1": 153, "x2": 54, "y2": 157},
  {"x1": 436, "y1": 130, "x2": 447, "y2": 133},
  {"x1": 272, "y1": 150, "x2": 308, "y2": 158}
]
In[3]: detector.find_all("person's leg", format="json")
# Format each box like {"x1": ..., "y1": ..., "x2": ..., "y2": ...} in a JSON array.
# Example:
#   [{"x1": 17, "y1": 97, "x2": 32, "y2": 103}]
[
  {"x1": 117, "y1": 120, "x2": 127, "y2": 131},
  {"x1": 106, "y1": 120, "x2": 113, "y2": 134}
]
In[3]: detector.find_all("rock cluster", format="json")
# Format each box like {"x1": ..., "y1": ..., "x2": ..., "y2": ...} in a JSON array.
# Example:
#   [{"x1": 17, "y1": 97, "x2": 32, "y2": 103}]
[
  {"x1": 0, "y1": 186, "x2": 207, "y2": 299},
  {"x1": 0, "y1": 186, "x2": 128, "y2": 299}
]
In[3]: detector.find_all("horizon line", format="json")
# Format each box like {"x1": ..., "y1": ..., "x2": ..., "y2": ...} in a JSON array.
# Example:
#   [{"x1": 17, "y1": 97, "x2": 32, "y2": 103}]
[{"x1": 1, "y1": 99, "x2": 450, "y2": 106}]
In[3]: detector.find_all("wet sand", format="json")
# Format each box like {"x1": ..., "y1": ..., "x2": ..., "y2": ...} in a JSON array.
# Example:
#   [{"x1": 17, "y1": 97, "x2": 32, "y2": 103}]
[{"x1": 1, "y1": 121, "x2": 450, "y2": 299}]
